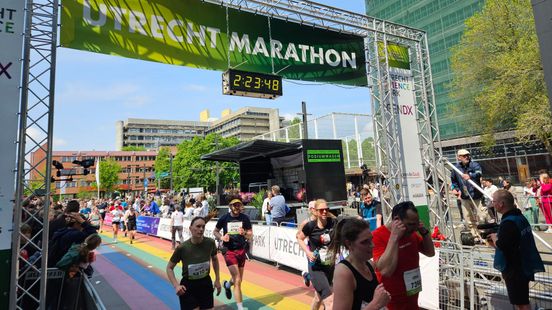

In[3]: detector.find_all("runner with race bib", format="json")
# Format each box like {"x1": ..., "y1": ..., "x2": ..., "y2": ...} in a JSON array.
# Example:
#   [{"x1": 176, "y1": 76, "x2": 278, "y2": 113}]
[
  {"x1": 297, "y1": 199, "x2": 337, "y2": 310},
  {"x1": 166, "y1": 216, "x2": 221, "y2": 310},
  {"x1": 213, "y1": 198, "x2": 252, "y2": 310},
  {"x1": 372, "y1": 201, "x2": 435, "y2": 310}
]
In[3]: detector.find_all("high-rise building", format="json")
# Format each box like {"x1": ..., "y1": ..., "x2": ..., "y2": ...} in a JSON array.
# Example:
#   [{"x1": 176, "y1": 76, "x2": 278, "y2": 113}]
[
  {"x1": 366, "y1": 0, "x2": 551, "y2": 182},
  {"x1": 115, "y1": 118, "x2": 210, "y2": 150},
  {"x1": 366, "y1": 0, "x2": 485, "y2": 140}
]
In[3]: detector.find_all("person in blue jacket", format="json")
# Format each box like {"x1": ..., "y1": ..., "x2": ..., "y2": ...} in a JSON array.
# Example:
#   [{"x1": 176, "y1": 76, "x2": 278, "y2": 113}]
[
  {"x1": 359, "y1": 189, "x2": 382, "y2": 231},
  {"x1": 450, "y1": 149, "x2": 484, "y2": 239},
  {"x1": 488, "y1": 189, "x2": 544, "y2": 310}
]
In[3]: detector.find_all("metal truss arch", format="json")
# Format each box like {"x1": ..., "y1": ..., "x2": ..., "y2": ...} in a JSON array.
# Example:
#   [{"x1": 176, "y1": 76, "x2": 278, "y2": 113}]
[{"x1": 10, "y1": 0, "x2": 449, "y2": 308}]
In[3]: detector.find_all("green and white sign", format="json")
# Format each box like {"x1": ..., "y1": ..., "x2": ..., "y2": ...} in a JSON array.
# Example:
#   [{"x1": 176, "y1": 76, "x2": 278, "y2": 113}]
[
  {"x1": 382, "y1": 42, "x2": 427, "y2": 207},
  {"x1": 61, "y1": 0, "x2": 367, "y2": 86},
  {"x1": 307, "y1": 150, "x2": 342, "y2": 163}
]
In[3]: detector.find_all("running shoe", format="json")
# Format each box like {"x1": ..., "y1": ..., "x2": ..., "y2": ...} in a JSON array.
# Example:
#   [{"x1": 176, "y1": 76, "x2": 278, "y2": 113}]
[
  {"x1": 301, "y1": 271, "x2": 311, "y2": 287},
  {"x1": 223, "y1": 280, "x2": 232, "y2": 299}
]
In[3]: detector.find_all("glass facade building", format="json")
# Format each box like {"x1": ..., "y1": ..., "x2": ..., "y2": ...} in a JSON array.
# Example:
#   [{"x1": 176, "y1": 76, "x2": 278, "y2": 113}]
[{"x1": 366, "y1": 0, "x2": 485, "y2": 140}]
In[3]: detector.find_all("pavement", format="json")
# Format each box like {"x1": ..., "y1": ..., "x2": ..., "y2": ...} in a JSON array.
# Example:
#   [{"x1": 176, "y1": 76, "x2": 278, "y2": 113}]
[{"x1": 91, "y1": 229, "x2": 316, "y2": 309}]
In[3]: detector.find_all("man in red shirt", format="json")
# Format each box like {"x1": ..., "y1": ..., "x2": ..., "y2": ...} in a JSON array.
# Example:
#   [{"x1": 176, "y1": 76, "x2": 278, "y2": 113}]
[{"x1": 372, "y1": 201, "x2": 435, "y2": 310}]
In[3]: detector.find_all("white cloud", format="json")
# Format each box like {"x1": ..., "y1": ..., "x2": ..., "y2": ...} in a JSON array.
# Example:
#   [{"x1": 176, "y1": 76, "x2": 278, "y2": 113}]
[
  {"x1": 53, "y1": 137, "x2": 67, "y2": 148},
  {"x1": 57, "y1": 82, "x2": 150, "y2": 107},
  {"x1": 27, "y1": 127, "x2": 46, "y2": 144}
]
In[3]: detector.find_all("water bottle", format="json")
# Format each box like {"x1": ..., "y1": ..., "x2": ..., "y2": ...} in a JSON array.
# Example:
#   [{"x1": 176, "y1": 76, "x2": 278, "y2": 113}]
[{"x1": 309, "y1": 249, "x2": 319, "y2": 267}]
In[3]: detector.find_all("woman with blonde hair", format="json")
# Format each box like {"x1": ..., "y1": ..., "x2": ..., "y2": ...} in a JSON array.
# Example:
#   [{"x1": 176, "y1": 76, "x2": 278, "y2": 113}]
[{"x1": 297, "y1": 199, "x2": 337, "y2": 310}]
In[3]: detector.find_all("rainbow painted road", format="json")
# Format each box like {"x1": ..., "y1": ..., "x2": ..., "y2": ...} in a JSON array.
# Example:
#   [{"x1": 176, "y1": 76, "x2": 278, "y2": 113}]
[{"x1": 91, "y1": 230, "x2": 314, "y2": 309}]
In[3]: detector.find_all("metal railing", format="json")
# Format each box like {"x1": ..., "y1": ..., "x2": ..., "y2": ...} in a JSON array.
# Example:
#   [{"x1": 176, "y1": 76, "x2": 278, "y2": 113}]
[{"x1": 438, "y1": 243, "x2": 552, "y2": 310}]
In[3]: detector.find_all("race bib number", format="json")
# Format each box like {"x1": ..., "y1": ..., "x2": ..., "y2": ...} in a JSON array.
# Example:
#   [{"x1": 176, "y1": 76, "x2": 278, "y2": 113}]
[
  {"x1": 319, "y1": 248, "x2": 332, "y2": 266},
  {"x1": 227, "y1": 222, "x2": 242, "y2": 235},
  {"x1": 188, "y1": 261, "x2": 210, "y2": 280},
  {"x1": 403, "y1": 267, "x2": 422, "y2": 296}
]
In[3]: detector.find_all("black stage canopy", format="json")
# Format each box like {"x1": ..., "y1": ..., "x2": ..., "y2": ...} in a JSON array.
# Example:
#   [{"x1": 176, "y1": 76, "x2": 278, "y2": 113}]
[{"x1": 201, "y1": 140, "x2": 302, "y2": 163}]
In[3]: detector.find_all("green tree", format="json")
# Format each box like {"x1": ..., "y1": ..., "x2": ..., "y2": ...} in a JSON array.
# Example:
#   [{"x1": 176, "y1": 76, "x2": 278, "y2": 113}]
[
  {"x1": 172, "y1": 134, "x2": 240, "y2": 192},
  {"x1": 450, "y1": 0, "x2": 550, "y2": 154},
  {"x1": 154, "y1": 147, "x2": 172, "y2": 189},
  {"x1": 122, "y1": 146, "x2": 146, "y2": 151},
  {"x1": 287, "y1": 117, "x2": 302, "y2": 140},
  {"x1": 99, "y1": 159, "x2": 121, "y2": 194}
]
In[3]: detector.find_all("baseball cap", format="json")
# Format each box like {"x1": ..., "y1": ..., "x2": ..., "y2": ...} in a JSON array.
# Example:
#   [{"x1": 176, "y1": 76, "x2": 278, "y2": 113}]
[
  {"x1": 229, "y1": 199, "x2": 243, "y2": 206},
  {"x1": 457, "y1": 149, "x2": 470, "y2": 156}
]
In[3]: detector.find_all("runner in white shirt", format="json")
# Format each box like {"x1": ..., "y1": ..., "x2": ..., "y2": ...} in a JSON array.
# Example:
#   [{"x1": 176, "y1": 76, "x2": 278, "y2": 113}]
[{"x1": 171, "y1": 206, "x2": 185, "y2": 249}]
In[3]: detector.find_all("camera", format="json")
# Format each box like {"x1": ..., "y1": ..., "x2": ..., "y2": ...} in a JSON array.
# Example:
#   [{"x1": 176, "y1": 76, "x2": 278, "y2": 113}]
[{"x1": 477, "y1": 223, "x2": 499, "y2": 240}]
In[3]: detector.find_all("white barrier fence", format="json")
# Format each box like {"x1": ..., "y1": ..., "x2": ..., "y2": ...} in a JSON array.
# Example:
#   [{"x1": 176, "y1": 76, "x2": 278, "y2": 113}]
[{"x1": 141, "y1": 217, "x2": 439, "y2": 309}]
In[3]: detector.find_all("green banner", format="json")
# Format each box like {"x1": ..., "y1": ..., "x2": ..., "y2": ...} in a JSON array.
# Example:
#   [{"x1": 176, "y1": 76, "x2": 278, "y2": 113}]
[
  {"x1": 378, "y1": 42, "x2": 410, "y2": 70},
  {"x1": 60, "y1": 0, "x2": 367, "y2": 86},
  {"x1": 307, "y1": 150, "x2": 342, "y2": 163}
]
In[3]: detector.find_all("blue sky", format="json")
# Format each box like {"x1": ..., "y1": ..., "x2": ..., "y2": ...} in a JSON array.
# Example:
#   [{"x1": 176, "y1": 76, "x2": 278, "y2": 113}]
[{"x1": 52, "y1": 0, "x2": 370, "y2": 151}]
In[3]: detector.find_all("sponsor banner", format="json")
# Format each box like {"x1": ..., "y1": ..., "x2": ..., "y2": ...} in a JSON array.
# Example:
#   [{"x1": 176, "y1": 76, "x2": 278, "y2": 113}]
[
  {"x1": 1, "y1": 0, "x2": 25, "y2": 253},
  {"x1": 60, "y1": 0, "x2": 367, "y2": 86},
  {"x1": 419, "y1": 252, "x2": 439, "y2": 310},
  {"x1": 271, "y1": 226, "x2": 307, "y2": 272},
  {"x1": 157, "y1": 218, "x2": 173, "y2": 240},
  {"x1": 383, "y1": 43, "x2": 427, "y2": 206},
  {"x1": 136, "y1": 216, "x2": 160, "y2": 235},
  {"x1": 250, "y1": 224, "x2": 270, "y2": 261},
  {"x1": 306, "y1": 150, "x2": 342, "y2": 163}
]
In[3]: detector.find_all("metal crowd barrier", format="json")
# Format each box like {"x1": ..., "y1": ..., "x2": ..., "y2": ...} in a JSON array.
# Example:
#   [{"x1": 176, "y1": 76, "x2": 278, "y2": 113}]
[{"x1": 438, "y1": 242, "x2": 552, "y2": 310}]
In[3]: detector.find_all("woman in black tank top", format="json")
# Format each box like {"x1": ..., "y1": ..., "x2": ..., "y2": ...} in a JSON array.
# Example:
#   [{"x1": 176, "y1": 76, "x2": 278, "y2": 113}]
[{"x1": 328, "y1": 218, "x2": 390, "y2": 310}]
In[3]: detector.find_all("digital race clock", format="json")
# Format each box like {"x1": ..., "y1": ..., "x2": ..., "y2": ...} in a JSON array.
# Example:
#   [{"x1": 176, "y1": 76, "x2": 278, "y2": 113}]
[{"x1": 223, "y1": 69, "x2": 283, "y2": 99}]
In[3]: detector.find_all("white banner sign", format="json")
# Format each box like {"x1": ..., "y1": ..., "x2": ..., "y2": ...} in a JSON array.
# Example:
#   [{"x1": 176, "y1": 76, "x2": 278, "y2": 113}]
[
  {"x1": 250, "y1": 224, "x2": 270, "y2": 261},
  {"x1": 271, "y1": 225, "x2": 308, "y2": 272},
  {"x1": 418, "y1": 251, "x2": 439, "y2": 310},
  {"x1": 0, "y1": 1, "x2": 25, "y2": 251},
  {"x1": 391, "y1": 66, "x2": 427, "y2": 206},
  {"x1": 157, "y1": 218, "x2": 217, "y2": 242}
]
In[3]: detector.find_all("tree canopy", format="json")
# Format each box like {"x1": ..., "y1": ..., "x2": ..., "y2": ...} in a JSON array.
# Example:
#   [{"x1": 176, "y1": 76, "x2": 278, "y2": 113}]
[
  {"x1": 172, "y1": 134, "x2": 240, "y2": 192},
  {"x1": 98, "y1": 159, "x2": 121, "y2": 194},
  {"x1": 450, "y1": 0, "x2": 551, "y2": 153},
  {"x1": 122, "y1": 146, "x2": 146, "y2": 151},
  {"x1": 154, "y1": 147, "x2": 172, "y2": 189}
]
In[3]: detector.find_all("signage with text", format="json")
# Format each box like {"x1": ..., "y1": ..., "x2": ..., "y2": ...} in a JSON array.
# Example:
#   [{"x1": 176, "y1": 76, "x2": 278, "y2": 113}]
[{"x1": 60, "y1": 0, "x2": 367, "y2": 86}]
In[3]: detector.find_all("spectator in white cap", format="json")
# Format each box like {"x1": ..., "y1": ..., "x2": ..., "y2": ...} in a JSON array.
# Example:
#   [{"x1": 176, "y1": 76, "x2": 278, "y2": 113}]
[{"x1": 451, "y1": 149, "x2": 486, "y2": 241}]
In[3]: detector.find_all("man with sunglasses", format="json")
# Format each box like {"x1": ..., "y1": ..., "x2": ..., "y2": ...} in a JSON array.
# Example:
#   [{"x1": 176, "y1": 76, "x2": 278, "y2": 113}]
[{"x1": 214, "y1": 198, "x2": 252, "y2": 310}]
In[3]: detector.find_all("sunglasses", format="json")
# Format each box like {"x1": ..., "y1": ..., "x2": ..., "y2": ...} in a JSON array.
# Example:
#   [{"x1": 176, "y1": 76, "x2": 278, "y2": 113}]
[
  {"x1": 317, "y1": 208, "x2": 329, "y2": 213},
  {"x1": 231, "y1": 203, "x2": 243, "y2": 207}
]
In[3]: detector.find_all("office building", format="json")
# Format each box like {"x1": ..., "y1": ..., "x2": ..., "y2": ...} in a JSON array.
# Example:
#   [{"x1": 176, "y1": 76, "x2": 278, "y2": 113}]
[
  {"x1": 205, "y1": 107, "x2": 282, "y2": 140},
  {"x1": 31, "y1": 148, "x2": 159, "y2": 197},
  {"x1": 367, "y1": 0, "x2": 485, "y2": 140},
  {"x1": 115, "y1": 118, "x2": 210, "y2": 150}
]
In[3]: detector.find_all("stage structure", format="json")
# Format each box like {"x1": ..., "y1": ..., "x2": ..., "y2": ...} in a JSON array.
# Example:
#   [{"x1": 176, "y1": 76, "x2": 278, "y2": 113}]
[{"x1": 9, "y1": 0, "x2": 451, "y2": 309}]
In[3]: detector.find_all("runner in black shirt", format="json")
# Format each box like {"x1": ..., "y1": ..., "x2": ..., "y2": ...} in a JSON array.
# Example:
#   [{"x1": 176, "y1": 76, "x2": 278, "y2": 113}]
[
  {"x1": 297, "y1": 199, "x2": 337, "y2": 310},
  {"x1": 329, "y1": 218, "x2": 390, "y2": 310},
  {"x1": 213, "y1": 198, "x2": 252, "y2": 310}
]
